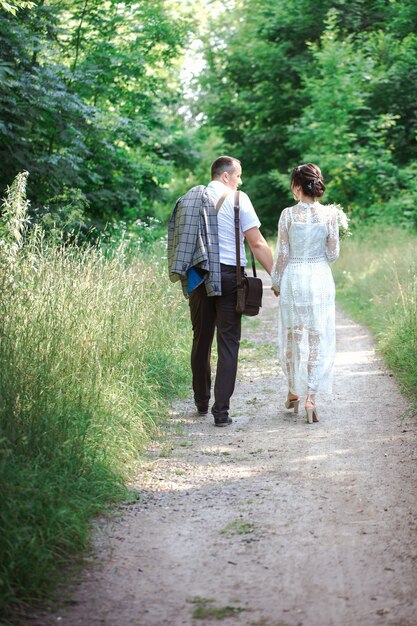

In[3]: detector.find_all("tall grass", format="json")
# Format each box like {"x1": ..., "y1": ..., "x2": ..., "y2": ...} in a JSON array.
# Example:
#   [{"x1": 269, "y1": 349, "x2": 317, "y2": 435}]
[
  {"x1": 333, "y1": 225, "x2": 417, "y2": 399},
  {"x1": 0, "y1": 175, "x2": 190, "y2": 616}
]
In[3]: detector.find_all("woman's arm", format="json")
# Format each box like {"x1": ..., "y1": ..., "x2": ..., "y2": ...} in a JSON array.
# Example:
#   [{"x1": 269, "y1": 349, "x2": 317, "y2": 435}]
[
  {"x1": 271, "y1": 209, "x2": 290, "y2": 293},
  {"x1": 326, "y1": 207, "x2": 340, "y2": 263}
]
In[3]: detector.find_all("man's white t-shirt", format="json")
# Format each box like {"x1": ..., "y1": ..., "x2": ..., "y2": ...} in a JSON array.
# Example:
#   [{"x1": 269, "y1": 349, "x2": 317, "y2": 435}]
[{"x1": 206, "y1": 180, "x2": 261, "y2": 266}]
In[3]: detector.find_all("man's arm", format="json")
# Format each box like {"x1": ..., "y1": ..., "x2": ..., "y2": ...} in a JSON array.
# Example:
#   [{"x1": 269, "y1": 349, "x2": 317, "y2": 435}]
[{"x1": 244, "y1": 227, "x2": 274, "y2": 274}]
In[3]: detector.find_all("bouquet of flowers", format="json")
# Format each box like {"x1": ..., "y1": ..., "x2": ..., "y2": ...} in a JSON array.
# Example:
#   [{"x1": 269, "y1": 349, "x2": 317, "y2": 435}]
[{"x1": 335, "y1": 205, "x2": 351, "y2": 241}]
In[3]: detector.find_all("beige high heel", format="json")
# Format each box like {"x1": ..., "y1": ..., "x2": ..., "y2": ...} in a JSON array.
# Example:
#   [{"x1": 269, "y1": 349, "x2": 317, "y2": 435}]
[
  {"x1": 285, "y1": 392, "x2": 299, "y2": 414},
  {"x1": 305, "y1": 397, "x2": 318, "y2": 424}
]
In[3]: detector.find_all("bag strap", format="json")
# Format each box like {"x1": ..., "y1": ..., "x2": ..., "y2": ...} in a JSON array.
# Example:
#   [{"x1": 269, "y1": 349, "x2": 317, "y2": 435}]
[
  {"x1": 234, "y1": 191, "x2": 242, "y2": 288},
  {"x1": 233, "y1": 191, "x2": 257, "y2": 287},
  {"x1": 250, "y1": 247, "x2": 257, "y2": 277},
  {"x1": 216, "y1": 192, "x2": 229, "y2": 213}
]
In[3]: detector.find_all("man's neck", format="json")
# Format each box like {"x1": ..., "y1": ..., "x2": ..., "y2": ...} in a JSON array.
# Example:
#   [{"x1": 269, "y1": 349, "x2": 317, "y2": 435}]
[{"x1": 211, "y1": 178, "x2": 236, "y2": 191}]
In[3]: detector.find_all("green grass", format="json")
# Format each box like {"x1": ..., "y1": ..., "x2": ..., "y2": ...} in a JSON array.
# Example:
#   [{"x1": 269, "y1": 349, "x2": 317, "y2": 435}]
[
  {"x1": 0, "y1": 235, "x2": 191, "y2": 616},
  {"x1": 220, "y1": 520, "x2": 256, "y2": 535},
  {"x1": 333, "y1": 225, "x2": 417, "y2": 399},
  {"x1": 187, "y1": 596, "x2": 246, "y2": 620}
]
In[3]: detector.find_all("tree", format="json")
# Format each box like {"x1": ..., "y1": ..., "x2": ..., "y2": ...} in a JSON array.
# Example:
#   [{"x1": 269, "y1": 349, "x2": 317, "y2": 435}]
[
  {"x1": 0, "y1": 1, "x2": 194, "y2": 223},
  {"x1": 196, "y1": 0, "x2": 417, "y2": 229},
  {"x1": 286, "y1": 14, "x2": 399, "y2": 211}
]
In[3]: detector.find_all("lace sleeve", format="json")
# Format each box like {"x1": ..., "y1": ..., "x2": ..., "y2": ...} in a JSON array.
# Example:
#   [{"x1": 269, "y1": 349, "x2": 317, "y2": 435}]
[
  {"x1": 326, "y1": 206, "x2": 339, "y2": 263},
  {"x1": 271, "y1": 209, "x2": 290, "y2": 291}
]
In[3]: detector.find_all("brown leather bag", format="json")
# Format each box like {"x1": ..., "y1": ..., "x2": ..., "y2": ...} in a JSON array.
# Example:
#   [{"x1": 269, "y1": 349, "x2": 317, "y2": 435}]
[{"x1": 234, "y1": 191, "x2": 263, "y2": 316}]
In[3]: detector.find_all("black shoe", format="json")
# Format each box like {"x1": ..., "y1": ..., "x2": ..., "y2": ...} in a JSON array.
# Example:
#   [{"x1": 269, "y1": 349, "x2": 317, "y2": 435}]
[
  {"x1": 214, "y1": 416, "x2": 233, "y2": 427},
  {"x1": 196, "y1": 405, "x2": 208, "y2": 416}
]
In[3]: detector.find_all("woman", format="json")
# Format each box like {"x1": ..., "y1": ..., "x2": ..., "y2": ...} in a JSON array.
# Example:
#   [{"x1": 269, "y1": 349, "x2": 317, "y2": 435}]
[{"x1": 271, "y1": 163, "x2": 339, "y2": 423}]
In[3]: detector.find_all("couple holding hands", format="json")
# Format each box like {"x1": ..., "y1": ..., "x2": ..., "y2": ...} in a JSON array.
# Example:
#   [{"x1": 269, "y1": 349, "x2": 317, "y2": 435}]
[{"x1": 168, "y1": 156, "x2": 340, "y2": 427}]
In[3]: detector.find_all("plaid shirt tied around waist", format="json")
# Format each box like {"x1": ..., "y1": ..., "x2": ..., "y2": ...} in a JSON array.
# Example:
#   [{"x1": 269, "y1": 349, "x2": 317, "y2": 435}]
[{"x1": 168, "y1": 185, "x2": 221, "y2": 297}]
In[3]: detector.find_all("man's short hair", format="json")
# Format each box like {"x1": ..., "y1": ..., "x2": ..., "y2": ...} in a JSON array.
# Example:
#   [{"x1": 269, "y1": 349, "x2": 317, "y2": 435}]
[{"x1": 211, "y1": 156, "x2": 241, "y2": 180}]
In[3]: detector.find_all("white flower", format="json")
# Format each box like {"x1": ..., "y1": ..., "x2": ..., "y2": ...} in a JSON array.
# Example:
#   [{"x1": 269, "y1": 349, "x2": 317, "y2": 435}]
[
  {"x1": 334, "y1": 205, "x2": 351, "y2": 240},
  {"x1": 337, "y1": 208, "x2": 349, "y2": 230}
]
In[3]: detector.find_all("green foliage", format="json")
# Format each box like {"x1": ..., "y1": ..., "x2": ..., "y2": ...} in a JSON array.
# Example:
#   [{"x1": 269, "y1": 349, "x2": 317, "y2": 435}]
[
  {"x1": 0, "y1": 0, "x2": 34, "y2": 14},
  {"x1": 100, "y1": 216, "x2": 164, "y2": 257},
  {"x1": 0, "y1": 173, "x2": 191, "y2": 614},
  {"x1": 333, "y1": 226, "x2": 417, "y2": 399},
  {"x1": 2, "y1": 0, "x2": 417, "y2": 232},
  {"x1": 0, "y1": 1, "x2": 196, "y2": 224},
  {"x1": 33, "y1": 187, "x2": 91, "y2": 243},
  {"x1": 197, "y1": 0, "x2": 417, "y2": 231},
  {"x1": 286, "y1": 13, "x2": 400, "y2": 214}
]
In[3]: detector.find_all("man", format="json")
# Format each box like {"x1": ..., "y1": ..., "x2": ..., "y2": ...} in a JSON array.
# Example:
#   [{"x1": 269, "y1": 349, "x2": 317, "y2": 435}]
[{"x1": 168, "y1": 156, "x2": 273, "y2": 426}]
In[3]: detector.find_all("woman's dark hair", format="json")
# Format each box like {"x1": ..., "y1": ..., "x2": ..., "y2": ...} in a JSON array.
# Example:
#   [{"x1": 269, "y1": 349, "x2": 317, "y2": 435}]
[{"x1": 290, "y1": 163, "x2": 325, "y2": 198}]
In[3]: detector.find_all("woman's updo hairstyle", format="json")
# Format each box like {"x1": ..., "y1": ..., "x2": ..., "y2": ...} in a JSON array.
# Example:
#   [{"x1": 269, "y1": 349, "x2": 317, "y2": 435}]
[{"x1": 291, "y1": 163, "x2": 325, "y2": 198}]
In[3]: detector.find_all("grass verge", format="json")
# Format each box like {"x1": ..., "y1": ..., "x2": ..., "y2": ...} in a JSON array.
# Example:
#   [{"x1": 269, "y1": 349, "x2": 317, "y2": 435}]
[
  {"x1": 333, "y1": 225, "x2": 417, "y2": 400},
  {"x1": 0, "y1": 232, "x2": 190, "y2": 617}
]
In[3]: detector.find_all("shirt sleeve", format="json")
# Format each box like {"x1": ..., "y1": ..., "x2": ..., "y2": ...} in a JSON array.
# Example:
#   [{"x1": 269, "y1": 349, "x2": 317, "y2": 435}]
[
  {"x1": 239, "y1": 191, "x2": 261, "y2": 233},
  {"x1": 271, "y1": 209, "x2": 290, "y2": 292}
]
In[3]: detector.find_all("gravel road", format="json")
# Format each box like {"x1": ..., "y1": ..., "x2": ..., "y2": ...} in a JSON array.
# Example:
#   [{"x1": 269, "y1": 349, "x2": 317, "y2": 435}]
[{"x1": 36, "y1": 271, "x2": 417, "y2": 626}]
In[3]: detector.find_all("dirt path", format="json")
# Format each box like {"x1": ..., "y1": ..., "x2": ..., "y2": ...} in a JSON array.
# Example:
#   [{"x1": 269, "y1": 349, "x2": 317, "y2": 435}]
[{"x1": 38, "y1": 272, "x2": 416, "y2": 626}]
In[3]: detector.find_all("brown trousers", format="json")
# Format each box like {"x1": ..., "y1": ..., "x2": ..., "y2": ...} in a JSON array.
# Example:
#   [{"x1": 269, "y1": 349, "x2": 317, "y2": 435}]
[{"x1": 188, "y1": 265, "x2": 243, "y2": 419}]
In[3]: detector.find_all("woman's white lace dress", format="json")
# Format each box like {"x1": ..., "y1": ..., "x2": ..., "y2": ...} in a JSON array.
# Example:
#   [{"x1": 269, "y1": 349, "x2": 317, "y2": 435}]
[{"x1": 271, "y1": 201, "x2": 339, "y2": 396}]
